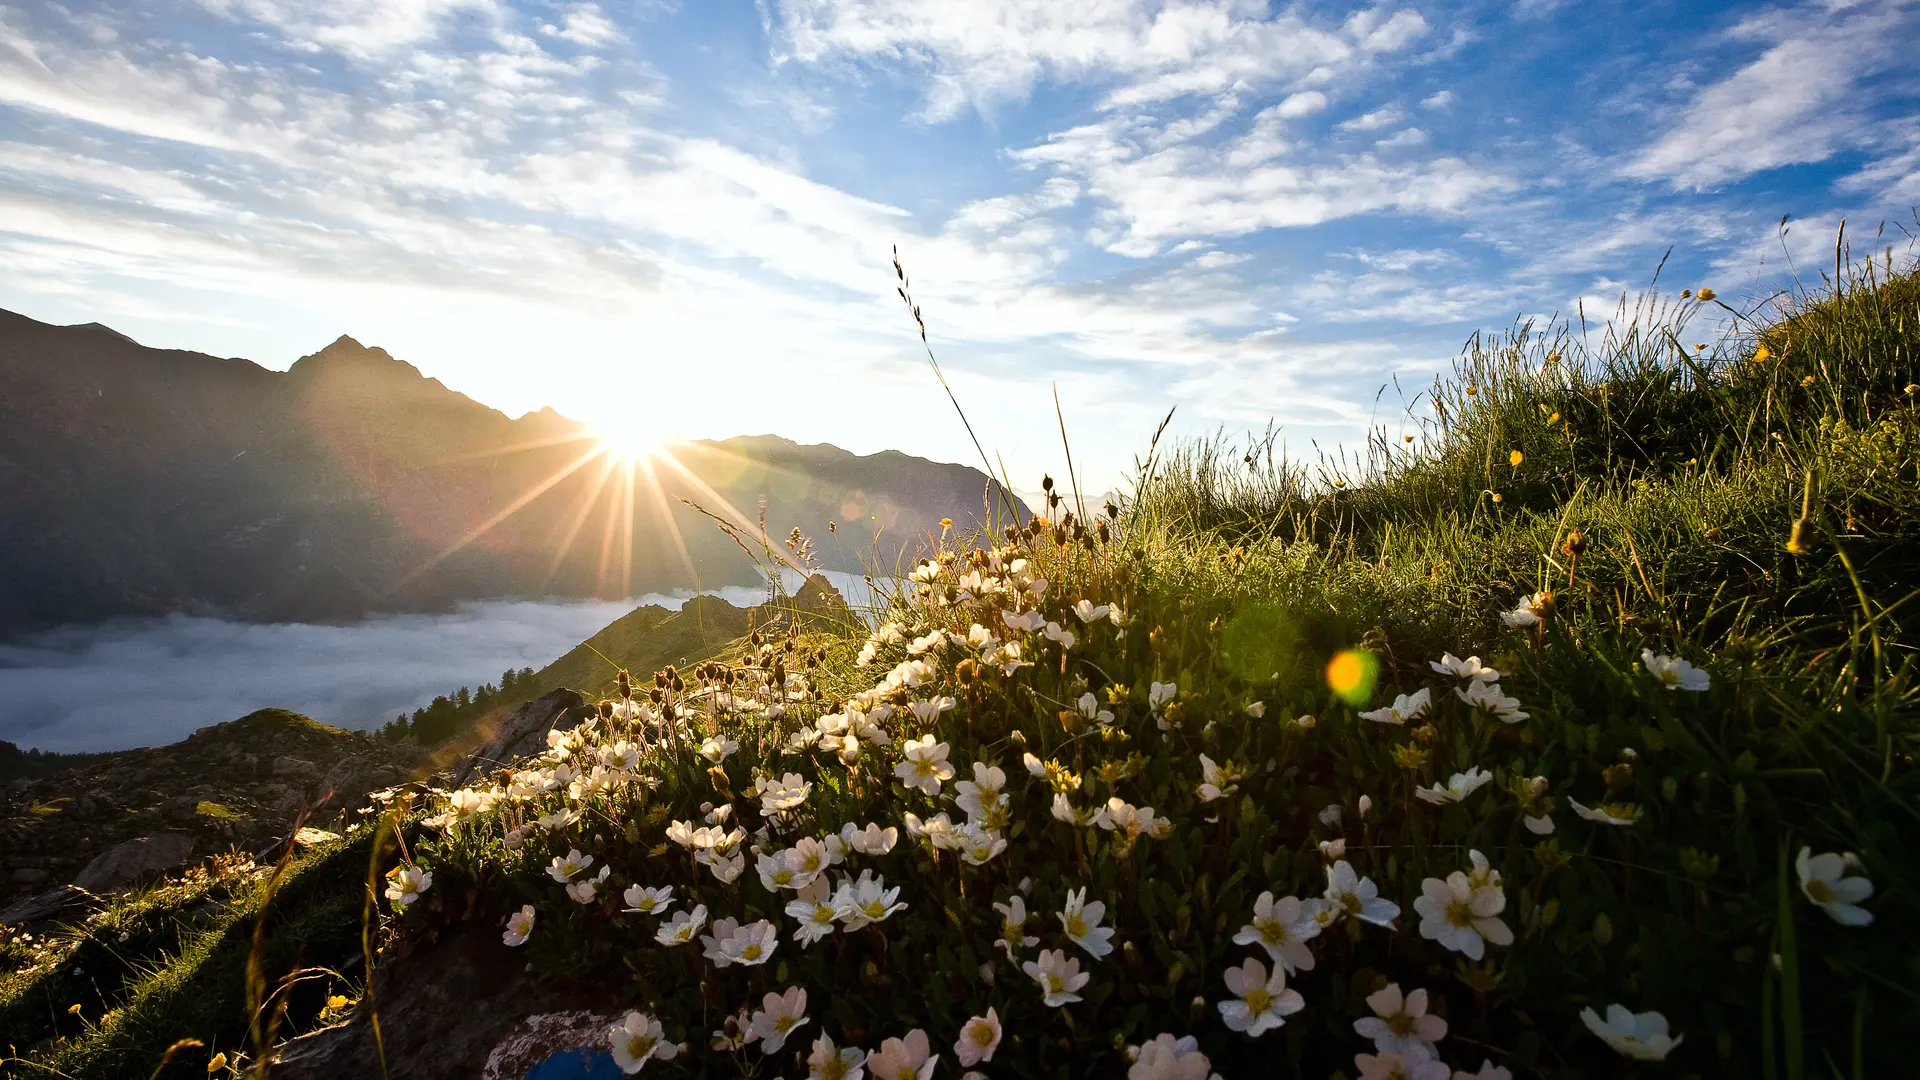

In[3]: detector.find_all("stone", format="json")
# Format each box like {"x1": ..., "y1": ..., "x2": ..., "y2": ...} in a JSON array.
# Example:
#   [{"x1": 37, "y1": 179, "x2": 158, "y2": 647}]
[
  {"x1": 9, "y1": 867, "x2": 50, "y2": 887},
  {"x1": 272, "y1": 756, "x2": 317, "y2": 779},
  {"x1": 451, "y1": 688, "x2": 590, "y2": 787},
  {"x1": 71, "y1": 832, "x2": 196, "y2": 893},
  {"x1": 0, "y1": 885, "x2": 103, "y2": 927},
  {"x1": 480, "y1": 1011, "x2": 621, "y2": 1080}
]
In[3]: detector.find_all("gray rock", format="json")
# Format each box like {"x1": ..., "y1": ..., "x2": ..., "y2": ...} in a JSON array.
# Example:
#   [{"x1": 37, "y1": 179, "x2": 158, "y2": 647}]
[
  {"x1": 452, "y1": 688, "x2": 590, "y2": 787},
  {"x1": 480, "y1": 1010, "x2": 621, "y2": 1080},
  {"x1": 9, "y1": 867, "x2": 50, "y2": 887},
  {"x1": 272, "y1": 756, "x2": 317, "y2": 779},
  {"x1": 0, "y1": 885, "x2": 102, "y2": 927},
  {"x1": 71, "y1": 832, "x2": 196, "y2": 893}
]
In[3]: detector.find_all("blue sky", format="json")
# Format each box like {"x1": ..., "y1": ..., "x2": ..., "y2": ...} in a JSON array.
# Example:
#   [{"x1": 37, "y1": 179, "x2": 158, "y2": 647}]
[{"x1": 2, "y1": 0, "x2": 1917, "y2": 492}]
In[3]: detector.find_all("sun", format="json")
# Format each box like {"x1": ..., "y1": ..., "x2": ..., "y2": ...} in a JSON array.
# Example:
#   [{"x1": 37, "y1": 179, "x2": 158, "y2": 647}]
[{"x1": 588, "y1": 418, "x2": 668, "y2": 462}]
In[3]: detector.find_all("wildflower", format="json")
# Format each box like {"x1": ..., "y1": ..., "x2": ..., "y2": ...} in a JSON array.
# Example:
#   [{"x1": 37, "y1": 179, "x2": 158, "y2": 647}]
[
  {"x1": 1023, "y1": 752, "x2": 1046, "y2": 776},
  {"x1": 1044, "y1": 621, "x2": 1078, "y2": 649},
  {"x1": 1002, "y1": 609, "x2": 1046, "y2": 633},
  {"x1": 1059, "y1": 887, "x2": 1115, "y2": 959},
  {"x1": 621, "y1": 885, "x2": 673, "y2": 915},
  {"x1": 1358, "y1": 794, "x2": 1373, "y2": 818},
  {"x1": 955, "y1": 762, "x2": 1009, "y2": 824},
  {"x1": 1099, "y1": 798, "x2": 1171, "y2": 841},
  {"x1": 867, "y1": 1029, "x2": 937, "y2": 1080},
  {"x1": 1073, "y1": 692, "x2": 1115, "y2": 728},
  {"x1": 1127, "y1": 1034, "x2": 1213, "y2": 1080},
  {"x1": 1641, "y1": 649, "x2": 1710, "y2": 691},
  {"x1": 1523, "y1": 814, "x2": 1555, "y2": 834},
  {"x1": 954, "y1": 1008, "x2": 1002, "y2": 1066},
  {"x1": 699, "y1": 734, "x2": 740, "y2": 763},
  {"x1": 1148, "y1": 681, "x2": 1178, "y2": 710},
  {"x1": 1197, "y1": 754, "x2": 1241, "y2": 802},
  {"x1": 1580, "y1": 1004, "x2": 1684, "y2": 1060},
  {"x1": 1797, "y1": 847, "x2": 1874, "y2": 925},
  {"x1": 1354, "y1": 983, "x2": 1447, "y2": 1057},
  {"x1": 502, "y1": 905, "x2": 535, "y2": 947},
  {"x1": 952, "y1": 822, "x2": 1009, "y2": 865},
  {"x1": 749, "y1": 986, "x2": 810, "y2": 1053},
  {"x1": 1414, "y1": 873, "x2": 1512, "y2": 960},
  {"x1": 1568, "y1": 798, "x2": 1640, "y2": 826},
  {"x1": 981, "y1": 895, "x2": 1037, "y2": 960},
  {"x1": 1293, "y1": 713, "x2": 1317, "y2": 728},
  {"x1": 567, "y1": 864, "x2": 610, "y2": 904},
  {"x1": 1319, "y1": 838, "x2": 1347, "y2": 858},
  {"x1": 760, "y1": 773, "x2": 814, "y2": 816},
  {"x1": 1453, "y1": 1061, "x2": 1512, "y2": 1080},
  {"x1": 655, "y1": 904, "x2": 707, "y2": 946},
  {"x1": 1360, "y1": 688, "x2": 1430, "y2": 725},
  {"x1": 1326, "y1": 860, "x2": 1401, "y2": 927},
  {"x1": 609, "y1": 1011, "x2": 678, "y2": 1074},
  {"x1": 1050, "y1": 793, "x2": 1104, "y2": 828},
  {"x1": 903, "y1": 811, "x2": 956, "y2": 848},
  {"x1": 536, "y1": 809, "x2": 580, "y2": 831},
  {"x1": 1465, "y1": 850, "x2": 1503, "y2": 892},
  {"x1": 706, "y1": 918, "x2": 778, "y2": 967},
  {"x1": 548, "y1": 849, "x2": 593, "y2": 883},
  {"x1": 842, "y1": 821, "x2": 899, "y2": 856},
  {"x1": 757, "y1": 850, "x2": 812, "y2": 892},
  {"x1": 1318, "y1": 804, "x2": 1344, "y2": 827},
  {"x1": 1218, "y1": 956, "x2": 1304, "y2": 1035},
  {"x1": 1415, "y1": 767, "x2": 1494, "y2": 805},
  {"x1": 1233, "y1": 891, "x2": 1320, "y2": 972},
  {"x1": 1073, "y1": 599, "x2": 1110, "y2": 623},
  {"x1": 1354, "y1": 1050, "x2": 1450, "y2": 1080},
  {"x1": 385, "y1": 865, "x2": 432, "y2": 908},
  {"x1": 1500, "y1": 592, "x2": 1551, "y2": 628},
  {"x1": 834, "y1": 870, "x2": 907, "y2": 930},
  {"x1": 807, "y1": 1033, "x2": 867, "y2": 1080},
  {"x1": 895, "y1": 735, "x2": 955, "y2": 796},
  {"x1": 1022, "y1": 948, "x2": 1090, "y2": 1007},
  {"x1": 1455, "y1": 681, "x2": 1528, "y2": 723},
  {"x1": 1430, "y1": 653, "x2": 1499, "y2": 682}
]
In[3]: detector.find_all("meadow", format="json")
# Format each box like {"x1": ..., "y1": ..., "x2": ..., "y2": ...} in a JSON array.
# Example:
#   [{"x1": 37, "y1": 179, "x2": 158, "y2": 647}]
[{"x1": 5, "y1": 249, "x2": 1916, "y2": 1078}]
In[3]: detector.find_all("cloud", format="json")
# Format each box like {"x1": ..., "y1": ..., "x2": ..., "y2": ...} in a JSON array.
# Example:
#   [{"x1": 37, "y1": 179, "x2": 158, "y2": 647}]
[
  {"x1": 543, "y1": 2, "x2": 626, "y2": 48},
  {"x1": 1623, "y1": 0, "x2": 1920, "y2": 189},
  {"x1": 194, "y1": 0, "x2": 500, "y2": 60},
  {"x1": 1338, "y1": 104, "x2": 1404, "y2": 132},
  {"x1": 1420, "y1": 89, "x2": 1452, "y2": 108}
]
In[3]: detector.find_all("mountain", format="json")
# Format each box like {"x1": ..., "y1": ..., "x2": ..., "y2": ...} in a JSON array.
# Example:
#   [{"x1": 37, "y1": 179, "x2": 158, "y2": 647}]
[{"x1": 0, "y1": 309, "x2": 1019, "y2": 630}]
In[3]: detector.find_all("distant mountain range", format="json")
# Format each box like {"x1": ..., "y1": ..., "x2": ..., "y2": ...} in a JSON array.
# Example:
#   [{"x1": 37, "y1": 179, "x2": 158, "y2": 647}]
[{"x1": 0, "y1": 309, "x2": 1019, "y2": 631}]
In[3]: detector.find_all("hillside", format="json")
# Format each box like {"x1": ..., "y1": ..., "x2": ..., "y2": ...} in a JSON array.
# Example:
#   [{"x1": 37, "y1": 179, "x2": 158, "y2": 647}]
[{"x1": 0, "y1": 310, "x2": 1016, "y2": 631}]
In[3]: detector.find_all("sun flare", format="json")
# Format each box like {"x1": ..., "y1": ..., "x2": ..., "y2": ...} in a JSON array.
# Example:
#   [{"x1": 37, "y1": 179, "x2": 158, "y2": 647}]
[{"x1": 589, "y1": 419, "x2": 666, "y2": 462}]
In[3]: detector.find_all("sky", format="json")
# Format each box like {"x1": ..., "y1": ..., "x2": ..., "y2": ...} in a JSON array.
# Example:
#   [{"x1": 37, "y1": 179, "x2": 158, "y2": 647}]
[{"x1": 2, "y1": 0, "x2": 1918, "y2": 492}]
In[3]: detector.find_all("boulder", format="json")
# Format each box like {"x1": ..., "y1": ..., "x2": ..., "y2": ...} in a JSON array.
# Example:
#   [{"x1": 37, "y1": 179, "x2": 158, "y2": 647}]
[
  {"x1": 71, "y1": 832, "x2": 196, "y2": 893},
  {"x1": 451, "y1": 688, "x2": 590, "y2": 787},
  {"x1": 481, "y1": 1010, "x2": 622, "y2": 1080},
  {"x1": 0, "y1": 884, "x2": 102, "y2": 927}
]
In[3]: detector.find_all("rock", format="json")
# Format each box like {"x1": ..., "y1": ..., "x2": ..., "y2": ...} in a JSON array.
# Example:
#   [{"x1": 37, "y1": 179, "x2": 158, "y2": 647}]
[
  {"x1": 272, "y1": 920, "x2": 598, "y2": 1080},
  {"x1": 71, "y1": 832, "x2": 196, "y2": 893},
  {"x1": 254, "y1": 827, "x2": 344, "y2": 865},
  {"x1": 451, "y1": 689, "x2": 590, "y2": 787},
  {"x1": 9, "y1": 867, "x2": 50, "y2": 886},
  {"x1": 480, "y1": 1011, "x2": 621, "y2": 1080},
  {"x1": 0, "y1": 885, "x2": 102, "y2": 927},
  {"x1": 272, "y1": 756, "x2": 317, "y2": 779},
  {"x1": 161, "y1": 795, "x2": 200, "y2": 822}
]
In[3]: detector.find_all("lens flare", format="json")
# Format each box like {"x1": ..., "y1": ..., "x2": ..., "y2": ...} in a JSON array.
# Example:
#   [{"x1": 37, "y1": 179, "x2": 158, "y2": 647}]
[{"x1": 1326, "y1": 649, "x2": 1379, "y2": 706}]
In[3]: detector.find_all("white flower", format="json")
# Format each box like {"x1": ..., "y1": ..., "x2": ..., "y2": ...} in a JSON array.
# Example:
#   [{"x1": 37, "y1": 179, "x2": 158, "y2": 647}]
[
  {"x1": 535, "y1": 809, "x2": 580, "y2": 831},
  {"x1": 1797, "y1": 847, "x2": 1874, "y2": 925},
  {"x1": 953, "y1": 821, "x2": 1009, "y2": 865},
  {"x1": 1325, "y1": 860, "x2": 1401, "y2": 927},
  {"x1": 1244, "y1": 700, "x2": 1266, "y2": 718},
  {"x1": 1044, "y1": 621, "x2": 1077, "y2": 649},
  {"x1": 1021, "y1": 948, "x2": 1090, "y2": 1007},
  {"x1": 1355, "y1": 1050, "x2": 1450, "y2": 1080},
  {"x1": 1059, "y1": 887, "x2": 1115, "y2": 959},
  {"x1": 1217, "y1": 955, "x2": 1305, "y2": 1036},
  {"x1": 833, "y1": 870, "x2": 907, "y2": 930},
  {"x1": 1413, "y1": 873, "x2": 1512, "y2": 960},
  {"x1": 842, "y1": 821, "x2": 900, "y2": 856},
  {"x1": 1318, "y1": 804, "x2": 1344, "y2": 827},
  {"x1": 1642, "y1": 648, "x2": 1710, "y2": 691},
  {"x1": 385, "y1": 865, "x2": 432, "y2": 908},
  {"x1": 699, "y1": 734, "x2": 740, "y2": 763},
  {"x1": 1319, "y1": 838, "x2": 1347, "y2": 858},
  {"x1": 502, "y1": 904, "x2": 535, "y2": 947},
  {"x1": 1197, "y1": 755, "x2": 1240, "y2": 802},
  {"x1": 1453, "y1": 1061, "x2": 1512, "y2": 1080},
  {"x1": 1455, "y1": 681, "x2": 1528, "y2": 723},
  {"x1": 1072, "y1": 599, "x2": 1110, "y2": 624},
  {"x1": 1074, "y1": 692, "x2": 1115, "y2": 728},
  {"x1": 994, "y1": 895, "x2": 1039, "y2": 957},
  {"x1": 748, "y1": 986, "x2": 810, "y2": 1053},
  {"x1": 1523, "y1": 814, "x2": 1555, "y2": 835},
  {"x1": 907, "y1": 695, "x2": 956, "y2": 723},
  {"x1": 955, "y1": 762, "x2": 1009, "y2": 824},
  {"x1": 621, "y1": 885, "x2": 674, "y2": 915},
  {"x1": 655, "y1": 904, "x2": 707, "y2": 946},
  {"x1": 600, "y1": 740, "x2": 640, "y2": 772},
  {"x1": 1148, "y1": 681, "x2": 1178, "y2": 710},
  {"x1": 1002, "y1": 609, "x2": 1046, "y2": 634},
  {"x1": 760, "y1": 772, "x2": 814, "y2": 816},
  {"x1": 903, "y1": 811, "x2": 956, "y2": 848},
  {"x1": 967, "y1": 623, "x2": 997, "y2": 648},
  {"x1": 1580, "y1": 1004, "x2": 1684, "y2": 1060},
  {"x1": 807, "y1": 1033, "x2": 866, "y2": 1080},
  {"x1": 1430, "y1": 653, "x2": 1500, "y2": 682},
  {"x1": 1099, "y1": 798, "x2": 1170, "y2": 840},
  {"x1": 1023, "y1": 752, "x2": 1046, "y2": 777},
  {"x1": 867, "y1": 1028, "x2": 937, "y2": 1080},
  {"x1": 787, "y1": 886, "x2": 841, "y2": 947},
  {"x1": 1358, "y1": 794, "x2": 1373, "y2": 818},
  {"x1": 610, "y1": 1011, "x2": 678, "y2": 1074},
  {"x1": 1232, "y1": 891, "x2": 1320, "y2": 973},
  {"x1": 954, "y1": 1008, "x2": 1002, "y2": 1067},
  {"x1": 1127, "y1": 1033, "x2": 1213, "y2": 1080},
  {"x1": 1500, "y1": 592, "x2": 1550, "y2": 628},
  {"x1": 1354, "y1": 984, "x2": 1447, "y2": 1057},
  {"x1": 1465, "y1": 849, "x2": 1503, "y2": 892},
  {"x1": 447, "y1": 787, "x2": 499, "y2": 822},
  {"x1": 1360, "y1": 688, "x2": 1430, "y2": 725},
  {"x1": 547, "y1": 849, "x2": 593, "y2": 883},
  {"x1": 1415, "y1": 767, "x2": 1494, "y2": 805},
  {"x1": 567, "y1": 864, "x2": 610, "y2": 904},
  {"x1": 895, "y1": 735, "x2": 956, "y2": 796},
  {"x1": 705, "y1": 918, "x2": 779, "y2": 967},
  {"x1": 1568, "y1": 798, "x2": 1640, "y2": 826}
]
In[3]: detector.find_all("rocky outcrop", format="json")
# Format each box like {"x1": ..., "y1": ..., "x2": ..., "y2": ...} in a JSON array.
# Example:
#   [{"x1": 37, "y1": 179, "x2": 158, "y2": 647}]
[
  {"x1": 450, "y1": 688, "x2": 590, "y2": 787},
  {"x1": 0, "y1": 884, "x2": 102, "y2": 927},
  {"x1": 71, "y1": 832, "x2": 196, "y2": 892}
]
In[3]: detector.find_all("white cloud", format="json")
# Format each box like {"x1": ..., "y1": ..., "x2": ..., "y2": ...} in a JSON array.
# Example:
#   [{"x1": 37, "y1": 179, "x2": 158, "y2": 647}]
[
  {"x1": 1338, "y1": 104, "x2": 1403, "y2": 132},
  {"x1": 544, "y1": 2, "x2": 625, "y2": 48},
  {"x1": 195, "y1": 0, "x2": 501, "y2": 59},
  {"x1": 1624, "y1": 0, "x2": 1920, "y2": 189},
  {"x1": 1375, "y1": 127, "x2": 1427, "y2": 149},
  {"x1": 1420, "y1": 89, "x2": 1453, "y2": 108},
  {"x1": 1275, "y1": 90, "x2": 1328, "y2": 118}
]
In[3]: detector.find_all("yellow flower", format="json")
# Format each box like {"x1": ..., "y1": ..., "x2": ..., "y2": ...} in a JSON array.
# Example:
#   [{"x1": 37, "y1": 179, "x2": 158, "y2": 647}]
[
  {"x1": 1751, "y1": 345, "x2": 1771, "y2": 363},
  {"x1": 207, "y1": 1052, "x2": 229, "y2": 1073},
  {"x1": 1492, "y1": 492, "x2": 1505, "y2": 503},
  {"x1": 1696, "y1": 287, "x2": 1716, "y2": 302},
  {"x1": 1547, "y1": 411, "x2": 1560, "y2": 424},
  {"x1": 1510, "y1": 449, "x2": 1524, "y2": 467},
  {"x1": 1800, "y1": 375, "x2": 1815, "y2": 387}
]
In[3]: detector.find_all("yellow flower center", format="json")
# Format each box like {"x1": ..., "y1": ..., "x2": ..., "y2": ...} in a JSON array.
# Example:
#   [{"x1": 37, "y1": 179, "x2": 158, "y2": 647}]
[
  {"x1": 969, "y1": 1023, "x2": 996, "y2": 1047},
  {"x1": 1047, "y1": 975, "x2": 1065, "y2": 993},
  {"x1": 811, "y1": 907, "x2": 836, "y2": 925},
  {"x1": 821, "y1": 1060, "x2": 846, "y2": 1080},
  {"x1": 773, "y1": 870, "x2": 793, "y2": 886},
  {"x1": 1388, "y1": 1012, "x2": 1417, "y2": 1036},
  {"x1": 914, "y1": 760, "x2": 935, "y2": 776},
  {"x1": 741, "y1": 943, "x2": 762, "y2": 961},
  {"x1": 1259, "y1": 920, "x2": 1287, "y2": 945},
  {"x1": 1245, "y1": 988, "x2": 1272, "y2": 1014},
  {"x1": 1445, "y1": 898, "x2": 1474, "y2": 928},
  {"x1": 776, "y1": 1015, "x2": 797, "y2": 1033},
  {"x1": 627, "y1": 1035, "x2": 655, "y2": 1059},
  {"x1": 1806, "y1": 879, "x2": 1835, "y2": 903},
  {"x1": 1067, "y1": 914, "x2": 1089, "y2": 936}
]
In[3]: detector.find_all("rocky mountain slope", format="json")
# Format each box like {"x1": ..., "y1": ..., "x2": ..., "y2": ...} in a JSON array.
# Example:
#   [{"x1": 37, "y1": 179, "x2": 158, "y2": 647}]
[{"x1": 0, "y1": 308, "x2": 1015, "y2": 631}]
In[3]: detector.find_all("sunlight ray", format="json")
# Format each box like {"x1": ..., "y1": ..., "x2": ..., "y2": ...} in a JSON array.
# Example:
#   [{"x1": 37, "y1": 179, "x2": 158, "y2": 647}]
[{"x1": 390, "y1": 443, "x2": 608, "y2": 592}]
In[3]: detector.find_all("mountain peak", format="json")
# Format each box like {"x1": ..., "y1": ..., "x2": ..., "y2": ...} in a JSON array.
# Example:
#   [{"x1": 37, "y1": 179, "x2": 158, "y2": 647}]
[{"x1": 289, "y1": 334, "x2": 421, "y2": 379}]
